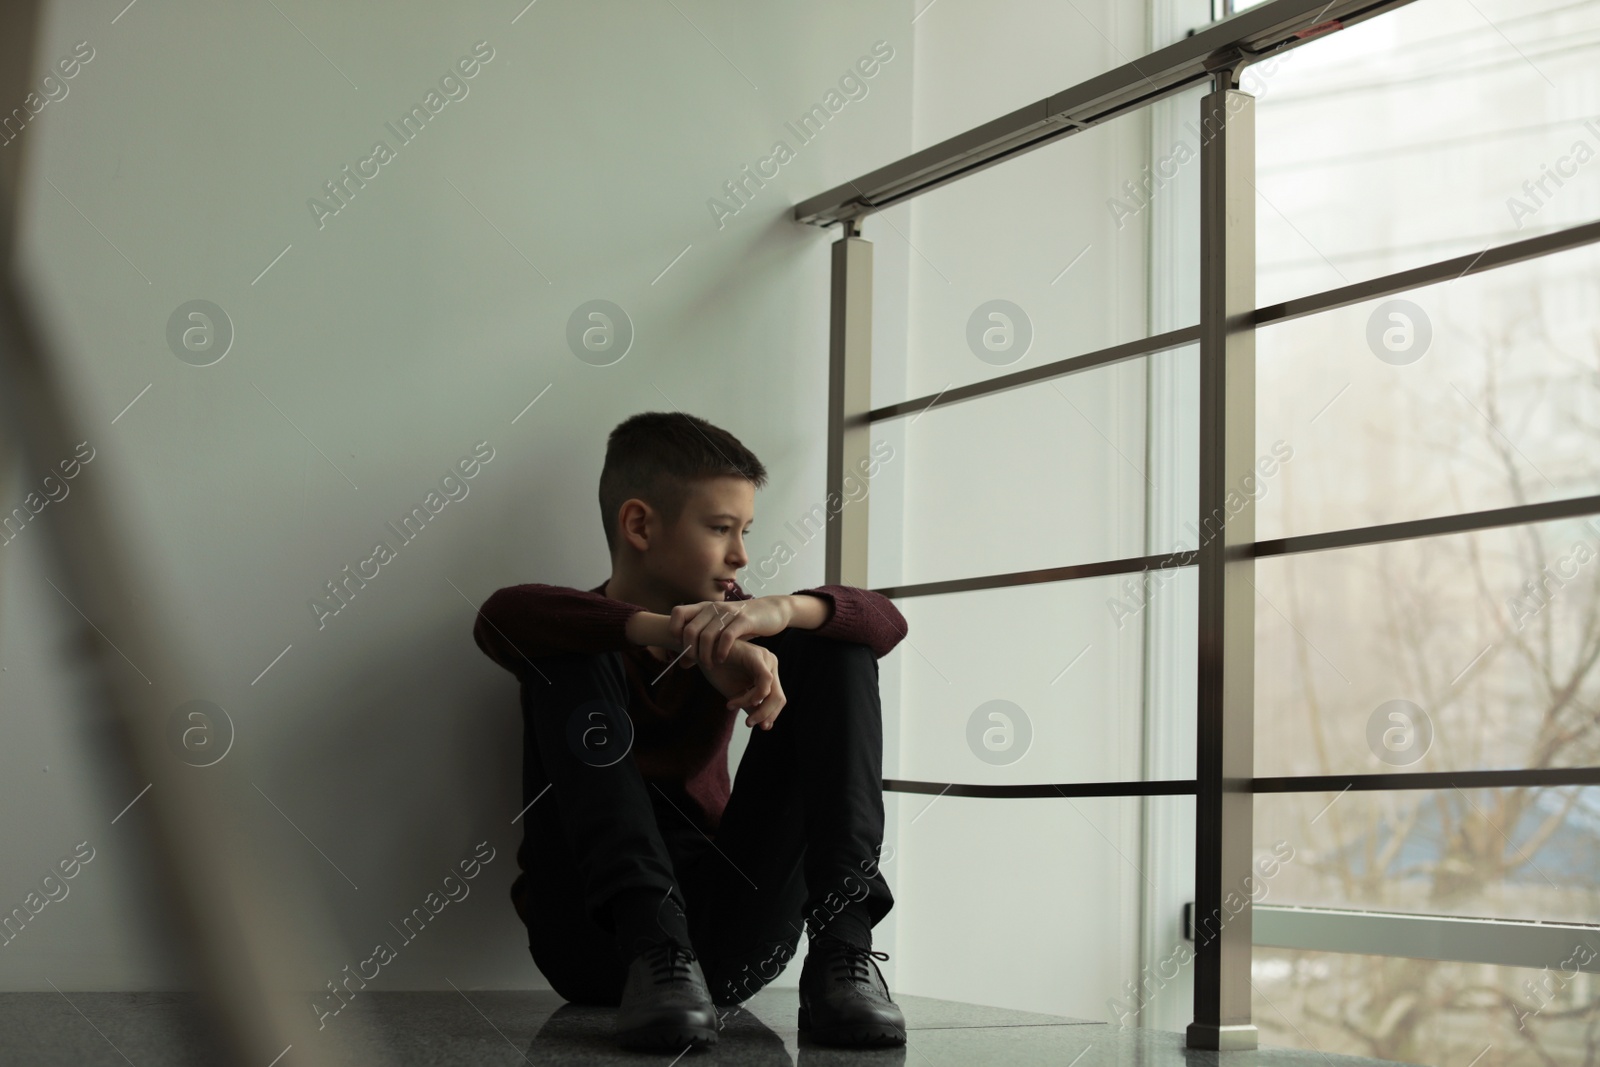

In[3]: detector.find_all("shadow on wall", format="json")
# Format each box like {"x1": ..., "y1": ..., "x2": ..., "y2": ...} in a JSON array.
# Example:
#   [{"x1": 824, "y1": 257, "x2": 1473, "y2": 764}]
[{"x1": 235, "y1": 506, "x2": 534, "y2": 979}]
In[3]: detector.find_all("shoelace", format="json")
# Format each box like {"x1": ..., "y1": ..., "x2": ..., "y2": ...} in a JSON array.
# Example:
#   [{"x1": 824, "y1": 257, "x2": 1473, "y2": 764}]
[
  {"x1": 640, "y1": 938, "x2": 698, "y2": 983},
  {"x1": 828, "y1": 939, "x2": 890, "y2": 986}
]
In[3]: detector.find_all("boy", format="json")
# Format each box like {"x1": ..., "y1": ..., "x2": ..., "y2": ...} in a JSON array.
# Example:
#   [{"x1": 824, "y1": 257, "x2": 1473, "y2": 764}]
[{"x1": 472, "y1": 410, "x2": 909, "y2": 1051}]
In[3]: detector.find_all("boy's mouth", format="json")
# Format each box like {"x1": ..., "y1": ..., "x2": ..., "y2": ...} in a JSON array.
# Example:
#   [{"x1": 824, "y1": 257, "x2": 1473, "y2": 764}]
[{"x1": 714, "y1": 579, "x2": 735, "y2": 593}]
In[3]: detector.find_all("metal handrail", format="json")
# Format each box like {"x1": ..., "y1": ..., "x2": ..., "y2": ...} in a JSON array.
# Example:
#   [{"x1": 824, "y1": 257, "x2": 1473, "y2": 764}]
[{"x1": 794, "y1": 0, "x2": 1420, "y2": 228}]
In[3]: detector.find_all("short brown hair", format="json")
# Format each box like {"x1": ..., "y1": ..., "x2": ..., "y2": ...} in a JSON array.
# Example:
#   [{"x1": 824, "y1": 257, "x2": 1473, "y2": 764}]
[{"x1": 598, "y1": 411, "x2": 768, "y2": 557}]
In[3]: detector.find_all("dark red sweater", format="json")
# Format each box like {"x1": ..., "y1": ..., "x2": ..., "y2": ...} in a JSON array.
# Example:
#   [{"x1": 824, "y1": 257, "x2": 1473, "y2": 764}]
[{"x1": 474, "y1": 578, "x2": 907, "y2": 834}]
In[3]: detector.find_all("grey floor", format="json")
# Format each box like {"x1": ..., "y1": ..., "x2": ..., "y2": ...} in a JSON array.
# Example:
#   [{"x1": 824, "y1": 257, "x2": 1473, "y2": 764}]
[{"x1": 0, "y1": 990, "x2": 1421, "y2": 1065}]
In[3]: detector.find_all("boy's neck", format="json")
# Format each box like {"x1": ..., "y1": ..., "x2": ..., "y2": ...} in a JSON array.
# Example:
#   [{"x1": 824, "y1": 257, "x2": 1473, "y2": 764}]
[{"x1": 602, "y1": 571, "x2": 672, "y2": 616}]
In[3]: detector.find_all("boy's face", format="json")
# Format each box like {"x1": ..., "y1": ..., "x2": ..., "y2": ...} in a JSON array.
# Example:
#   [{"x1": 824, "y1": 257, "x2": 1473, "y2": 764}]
[{"x1": 653, "y1": 475, "x2": 754, "y2": 605}]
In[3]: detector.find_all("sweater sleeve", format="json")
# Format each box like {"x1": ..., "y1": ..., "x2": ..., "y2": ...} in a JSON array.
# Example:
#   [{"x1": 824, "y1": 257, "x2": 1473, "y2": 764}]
[
  {"x1": 472, "y1": 583, "x2": 643, "y2": 675},
  {"x1": 789, "y1": 584, "x2": 908, "y2": 659}
]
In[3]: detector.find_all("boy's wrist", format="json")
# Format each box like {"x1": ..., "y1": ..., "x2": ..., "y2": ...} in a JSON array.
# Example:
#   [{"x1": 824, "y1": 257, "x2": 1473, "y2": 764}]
[
  {"x1": 784, "y1": 593, "x2": 829, "y2": 630},
  {"x1": 624, "y1": 595, "x2": 823, "y2": 648},
  {"x1": 624, "y1": 610, "x2": 677, "y2": 650}
]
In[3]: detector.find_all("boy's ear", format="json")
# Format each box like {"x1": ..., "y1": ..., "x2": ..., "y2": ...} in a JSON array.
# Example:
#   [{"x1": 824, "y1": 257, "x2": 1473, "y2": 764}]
[{"x1": 623, "y1": 499, "x2": 677, "y2": 550}]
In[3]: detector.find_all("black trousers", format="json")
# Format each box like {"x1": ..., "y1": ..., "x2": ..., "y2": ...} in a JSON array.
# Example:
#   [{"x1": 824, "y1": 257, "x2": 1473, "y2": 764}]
[{"x1": 509, "y1": 627, "x2": 894, "y2": 1008}]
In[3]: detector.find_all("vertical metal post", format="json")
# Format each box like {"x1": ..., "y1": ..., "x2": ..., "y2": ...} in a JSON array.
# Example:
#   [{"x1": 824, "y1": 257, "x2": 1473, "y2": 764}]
[
  {"x1": 826, "y1": 218, "x2": 873, "y2": 587},
  {"x1": 1188, "y1": 69, "x2": 1258, "y2": 1052}
]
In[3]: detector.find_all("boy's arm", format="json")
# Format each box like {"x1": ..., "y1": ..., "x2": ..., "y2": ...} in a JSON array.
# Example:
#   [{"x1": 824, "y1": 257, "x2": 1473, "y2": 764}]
[
  {"x1": 784, "y1": 585, "x2": 908, "y2": 659},
  {"x1": 623, "y1": 610, "x2": 686, "y2": 652},
  {"x1": 628, "y1": 585, "x2": 907, "y2": 660},
  {"x1": 473, "y1": 583, "x2": 645, "y2": 675},
  {"x1": 784, "y1": 594, "x2": 831, "y2": 630}
]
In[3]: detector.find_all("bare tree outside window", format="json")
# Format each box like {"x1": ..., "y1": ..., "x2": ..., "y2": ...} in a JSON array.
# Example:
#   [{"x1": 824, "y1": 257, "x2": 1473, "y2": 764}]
[
  {"x1": 1237, "y1": 1, "x2": 1600, "y2": 1059},
  {"x1": 1253, "y1": 272, "x2": 1600, "y2": 1064}
]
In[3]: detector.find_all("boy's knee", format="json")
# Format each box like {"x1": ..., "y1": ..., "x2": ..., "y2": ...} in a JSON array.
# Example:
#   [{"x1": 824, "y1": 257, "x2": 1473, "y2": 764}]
[
  {"x1": 811, "y1": 634, "x2": 878, "y2": 684},
  {"x1": 522, "y1": 651, "x2": 626, "y2": 719},
  {"x1": 529, "y1": 649, "x2": 624, "y2": 687},
  {"x1": 788, "y1": 629, "x2": 874, "y2": 664}
]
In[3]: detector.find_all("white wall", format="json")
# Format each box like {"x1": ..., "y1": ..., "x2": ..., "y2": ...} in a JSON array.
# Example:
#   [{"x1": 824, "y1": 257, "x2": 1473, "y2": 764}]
[
  {"x1": 0, "y1": 0, "x2": 915, "y2": 993},
  {"x1": 3, "y1": 0, "x2": 1239, "y2": 1026}
]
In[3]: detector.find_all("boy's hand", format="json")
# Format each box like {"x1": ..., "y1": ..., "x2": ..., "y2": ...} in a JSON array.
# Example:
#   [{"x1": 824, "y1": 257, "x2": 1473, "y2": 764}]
[
  {"x1": 697, "y1": 639, "x2": 787, "y2": 729},
  {"x1": 669, "y1": 596, "x2": 792, "y2": 668}
]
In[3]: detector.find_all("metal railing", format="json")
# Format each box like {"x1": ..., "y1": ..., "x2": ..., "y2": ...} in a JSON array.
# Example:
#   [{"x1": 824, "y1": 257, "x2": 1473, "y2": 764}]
[{"x1": 798, "y1": 0, "x2": 1600, "y2": 1050}]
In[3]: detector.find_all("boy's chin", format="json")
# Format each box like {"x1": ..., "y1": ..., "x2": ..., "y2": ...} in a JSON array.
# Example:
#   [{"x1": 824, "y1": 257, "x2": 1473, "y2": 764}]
[{"x1": 676, "y1": 581, "x2": 724, "y2": 604}]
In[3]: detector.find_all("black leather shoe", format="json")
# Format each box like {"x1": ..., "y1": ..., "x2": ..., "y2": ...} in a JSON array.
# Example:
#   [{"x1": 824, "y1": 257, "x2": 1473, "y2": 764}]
[
  {"x1": 614, "y1": 936, "x2": 718, "y2": 1051},
  {"x1": 797, "y1": 932, "x2": 907, "y2": 1047}
]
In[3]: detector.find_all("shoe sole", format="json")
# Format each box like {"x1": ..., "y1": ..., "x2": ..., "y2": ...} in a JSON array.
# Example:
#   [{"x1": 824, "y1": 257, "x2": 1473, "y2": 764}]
[
  {"x1": 615, "y1": 1018, "x2": 718, "y2": 1052},
  {"x1": 797, "y1": 1004, "x2": 907, "y2": 1048}
]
